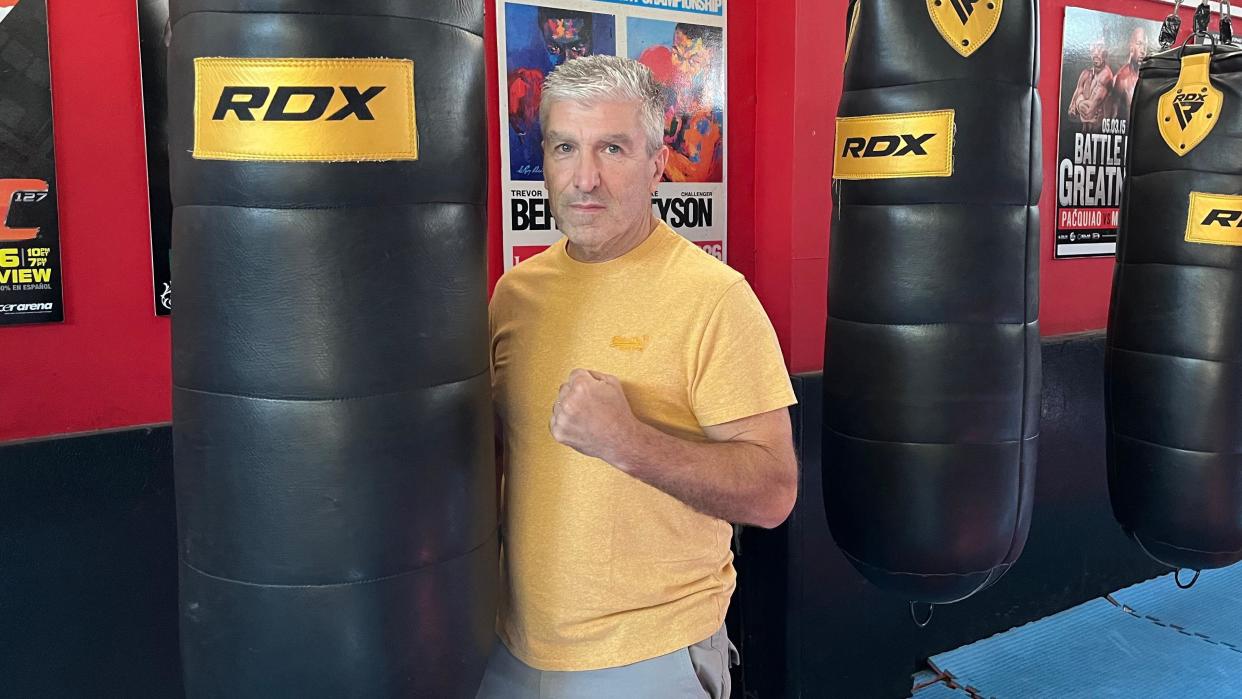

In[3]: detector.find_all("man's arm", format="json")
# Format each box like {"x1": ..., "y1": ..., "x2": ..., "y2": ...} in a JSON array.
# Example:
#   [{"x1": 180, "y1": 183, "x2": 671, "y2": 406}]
[
  {"x1": 617, "y1": 407, "x2": 798, "y2": 529},
  {"x1": 550, "y1": 369, "x2": 798, "y2": 529},
  {"x1": 1084, "y1": 69, "x2": 1114, "y2": 116}
]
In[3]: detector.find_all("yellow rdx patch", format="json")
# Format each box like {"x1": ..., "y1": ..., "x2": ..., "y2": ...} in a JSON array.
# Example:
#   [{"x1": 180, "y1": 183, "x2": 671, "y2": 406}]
[
  {"x1": 193, "y1": 57, "x2": 418, "y2": 162},
  {"x1": 1185, "y1": 192, "x2": 1242, "y2": 246},
  {"x1": 833, "y1": 110, "x2": 955, "y2": 180}
]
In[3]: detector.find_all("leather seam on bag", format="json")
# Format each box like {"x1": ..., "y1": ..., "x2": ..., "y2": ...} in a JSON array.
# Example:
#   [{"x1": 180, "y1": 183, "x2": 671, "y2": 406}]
[
  {"x1": 1110, "y1": 344, "x2": 1242, "y2": 365},
  {"x1": 839, "y1": 549, "x2": 1012, "y2": 579},
  {"x1": 173, "y1": 369, "x2": 490, "y2": 402},
  {"x1": 1111, "y1": 430, "x2": 1242, "y2": 457},
  {"x1": 179, "y1": 531, "x2": 499, "y2": 589},
  {"x1": 823, "y1": 424, "x2": 1036, "y2": 447},
  {"x1": 826, "y1": 316, "x2": 1030, "y2": 327},
  {"x1": 171, "y1": 9, "x2": 485, "y2": 39}
]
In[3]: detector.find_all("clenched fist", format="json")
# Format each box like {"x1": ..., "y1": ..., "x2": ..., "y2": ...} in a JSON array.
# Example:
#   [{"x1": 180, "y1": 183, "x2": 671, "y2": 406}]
[{"x1": 550, "y1": 369, "x2": 640, "y2": 463}]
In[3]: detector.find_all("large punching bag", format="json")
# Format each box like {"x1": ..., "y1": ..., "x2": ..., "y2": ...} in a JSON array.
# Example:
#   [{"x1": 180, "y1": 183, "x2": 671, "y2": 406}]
[
  {"x1": 1107, "y1": 5, "x2": 1242, "y2": 574},
  {"x1": 168, "y1": 2, "x2": 495, "y2": 696},
  {"x1": 824, "y1": 0, "x2": 1041, "y2": 606}
]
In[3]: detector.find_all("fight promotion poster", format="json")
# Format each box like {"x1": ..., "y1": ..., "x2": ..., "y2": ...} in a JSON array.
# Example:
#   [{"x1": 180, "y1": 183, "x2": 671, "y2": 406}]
[
  {"x1": 497, "y1": 0, "x2": 727, "y2": 269},
  {"x1": 137, "y1": 0, "x2": 171, "y2": 315},
  {"x1": 0, "y1": 0, "x2": 63, "y2": 324},
  {"x1": 1055, "y1": 7, "x2": 1162, "y2": 259}
]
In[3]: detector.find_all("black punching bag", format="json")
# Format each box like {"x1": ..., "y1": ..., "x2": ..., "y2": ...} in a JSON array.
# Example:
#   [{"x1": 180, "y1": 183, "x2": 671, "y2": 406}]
[
  {"x1": 1107, "y1": 10, "x2": 1242, "y2": 573},
  {"x1": 168, "y1": 2, "x2": 495, "y2": 696},
  {"x1": 824, "y1": 0, "x2": 1041, "y2": 605}
]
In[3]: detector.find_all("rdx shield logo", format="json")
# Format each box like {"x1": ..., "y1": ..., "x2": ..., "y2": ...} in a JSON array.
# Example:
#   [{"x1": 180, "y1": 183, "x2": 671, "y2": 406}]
[
  {"x1": 212, "y1": 86, "x2": 386, "y2": 122},
  {"x1": 1172, "y1": 93, "x2": 1206, "y2": 129},
  {"x1": 840, "y1": 133, "x2": 936, "y2": 158},
  {"x1": 926, "y1": 0, "x2": 1002, "y2": 57},
  {"x1": 948, "y1": 0, "x2": 981, "y2": 23},
  {"x1": 1158, "y1": 54, "x2": 1221, "y2": 156}
]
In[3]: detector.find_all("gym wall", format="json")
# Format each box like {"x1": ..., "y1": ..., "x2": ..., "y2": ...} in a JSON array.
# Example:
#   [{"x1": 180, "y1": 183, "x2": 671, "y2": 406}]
[
  {"x1": 0, "y1": 0, "x2": 1186, "y2": 443},
  {"x1": 0, "y1": 0, "x2": 1200, "y2": 696}
]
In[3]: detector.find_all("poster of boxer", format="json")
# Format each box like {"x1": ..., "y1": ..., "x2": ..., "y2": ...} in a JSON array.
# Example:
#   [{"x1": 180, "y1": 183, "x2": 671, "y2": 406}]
[
  {"x1": 137, "y1": 0, "x2": 171, "y2": 315},
  {"x1": 1055, "y1": 7, "x2": 1162, "y2": 259},
  {"x1": 498, "y1": 0, "x2": 727, "y2": 269},
  {"x1": 0, "y1": 0, "x2": 63, "y2": 325}
]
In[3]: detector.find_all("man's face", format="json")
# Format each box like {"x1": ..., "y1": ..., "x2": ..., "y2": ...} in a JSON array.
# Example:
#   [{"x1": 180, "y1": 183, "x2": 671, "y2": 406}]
[
  {"x1": 672, "y1": 29, "x2": 713, "y2": 86},
  {"x1": 1129, "y1": 28, "x2": 1149, "y2": 63},
  {"x1": 542, "y1": 18, "x2": 591, "y2": 67},
  {"x1": 1090, "y1": 39, "x2": 1106, "y2": 68},
  {"x1": 543, "y1": 99, "x2": 666, "y2": 251}
]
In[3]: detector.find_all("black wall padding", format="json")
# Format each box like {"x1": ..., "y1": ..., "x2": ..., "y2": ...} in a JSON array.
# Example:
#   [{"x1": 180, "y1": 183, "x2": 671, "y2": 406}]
[
  {"x1": 0, "y1": 427, "x2": 182, "y2": 698},
  {"x1": 824, "y1": 0, "x2": 1042, "y2": 604},
  {"x1": 1107, "y1": 43, "x2": 1242, "y2": 572},
  {"x1": 167, "y1": 2, "x2": 495, "y2": 697}
]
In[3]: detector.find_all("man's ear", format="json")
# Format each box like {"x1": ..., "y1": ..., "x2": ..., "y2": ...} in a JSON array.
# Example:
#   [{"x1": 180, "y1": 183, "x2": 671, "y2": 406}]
[{"x1": 651, "y1": 145, "x2": 669, "y2": 189}]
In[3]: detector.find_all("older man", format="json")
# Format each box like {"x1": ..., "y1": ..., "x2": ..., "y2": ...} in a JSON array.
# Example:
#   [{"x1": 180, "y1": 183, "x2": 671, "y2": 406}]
[{"x1": 478, "y1": 55, "x2": 797, "y2": 699}]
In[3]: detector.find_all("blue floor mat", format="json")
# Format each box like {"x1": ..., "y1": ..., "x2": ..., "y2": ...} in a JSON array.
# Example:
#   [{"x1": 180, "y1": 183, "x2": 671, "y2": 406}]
[
  {"x1": 928, "y1": 596, "x2": 1242, "y2": 698},
  {"x1": 1109, "y1": 565, "x2": 1242, "y2": 652}
]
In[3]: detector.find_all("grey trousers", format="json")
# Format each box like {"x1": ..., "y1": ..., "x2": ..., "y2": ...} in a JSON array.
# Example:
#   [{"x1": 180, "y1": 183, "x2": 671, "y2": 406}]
[{"x1": 475, "y1": 624, "x2": 738, "y2": 699}]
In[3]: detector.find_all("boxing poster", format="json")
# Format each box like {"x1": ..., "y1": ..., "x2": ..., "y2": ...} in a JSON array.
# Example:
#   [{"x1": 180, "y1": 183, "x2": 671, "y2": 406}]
[
  {"x1": 1055, "y1": 7, "x2": 1162, "y2": 259},
  {"x1": 137, "y1": 0, "x2": 171, "y2": 315},
  {"x1": 0, "y1": 0, "x2": 63, "y2": 324},
  {"x1": 497, "y1": 0, "x2": 727, "y2": 269}
]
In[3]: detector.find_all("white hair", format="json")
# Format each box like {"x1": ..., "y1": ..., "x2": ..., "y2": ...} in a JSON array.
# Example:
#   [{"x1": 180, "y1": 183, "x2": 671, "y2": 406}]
[{"x1": 539, "y1": 55, "x2": 666, "y2": 155}]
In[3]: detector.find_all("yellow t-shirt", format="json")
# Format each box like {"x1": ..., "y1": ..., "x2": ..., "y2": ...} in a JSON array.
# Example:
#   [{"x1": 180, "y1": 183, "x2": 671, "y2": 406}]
[{"x1": 489, "y1": 221, "x2": 796, "y2": 671}]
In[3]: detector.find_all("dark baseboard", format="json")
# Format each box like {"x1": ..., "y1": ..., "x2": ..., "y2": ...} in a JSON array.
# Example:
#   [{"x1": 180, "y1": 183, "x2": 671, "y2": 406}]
[{"x1": 1, "y1": 425, "x2": 182, "y2": 698}]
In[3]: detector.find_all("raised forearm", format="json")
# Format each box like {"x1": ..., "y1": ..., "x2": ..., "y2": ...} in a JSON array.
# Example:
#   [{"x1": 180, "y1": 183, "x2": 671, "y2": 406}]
[{"x1": 609, "y1": 421, "x2": 796, "y2": 528}]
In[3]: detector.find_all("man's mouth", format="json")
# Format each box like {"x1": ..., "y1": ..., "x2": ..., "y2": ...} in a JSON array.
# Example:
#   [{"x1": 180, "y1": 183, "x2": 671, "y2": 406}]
[{"x1": 568, "y1": 202, "x2": 607, "y2": 212}]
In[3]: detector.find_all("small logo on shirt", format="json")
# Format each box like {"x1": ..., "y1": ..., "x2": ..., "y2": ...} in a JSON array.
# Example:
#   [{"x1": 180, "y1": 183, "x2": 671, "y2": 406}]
[{"x1": 610, "y1": 335, "x2": 649, "y2": 352}]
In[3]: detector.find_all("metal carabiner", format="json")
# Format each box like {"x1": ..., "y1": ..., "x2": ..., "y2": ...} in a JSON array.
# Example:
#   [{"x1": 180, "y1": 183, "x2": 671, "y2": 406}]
[
  {"x1": 1175, "y1": 568, "x2": 1201, "y2": 589},
  {"x1": 1193, "y1": 0, "x2": 1214, "y2": 36},
  {"x1": 1161, "y1": 0, "x2": 1189, "y2": 49},
  {"x1": 910, "y1": 601, "x2": 935, "y2": 628},
  {"x1": 1222, "y1": 0, "x2": 1235, "y2": 45}
]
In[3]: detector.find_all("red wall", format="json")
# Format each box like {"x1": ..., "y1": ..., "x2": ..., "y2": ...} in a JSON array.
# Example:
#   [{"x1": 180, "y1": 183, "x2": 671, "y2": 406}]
[
  {"x1": 0, "y1": 0, "x2": 169, "y2": 443},
  {"x1": 0, "y1": 0, "x2": 1203, "y2": 442}
]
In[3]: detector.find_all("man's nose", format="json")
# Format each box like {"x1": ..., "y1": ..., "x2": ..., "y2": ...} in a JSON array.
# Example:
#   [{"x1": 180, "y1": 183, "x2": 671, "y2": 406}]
[{"x1": 573, "y1": 152, "x2": 601, "y2": 192}]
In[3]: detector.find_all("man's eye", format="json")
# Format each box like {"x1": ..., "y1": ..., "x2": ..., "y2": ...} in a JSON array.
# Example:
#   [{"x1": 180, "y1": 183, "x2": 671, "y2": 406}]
[
  {"x1": 606, "y1": 145, "x2": 622, "y2": 154},
  {"x1": 556, "y1": 144, "x2": 573, "y2": 153}
]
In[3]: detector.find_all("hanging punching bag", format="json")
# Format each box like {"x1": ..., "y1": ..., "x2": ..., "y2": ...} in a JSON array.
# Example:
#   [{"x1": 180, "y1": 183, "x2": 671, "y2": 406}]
[
  {"x1": 824, "y1": 0, "x2": 1041, "y2": 606},
  {"x1": 1107, "y1": 4, "x2": 1242, "y2": 574},
  {"x1": 168, "y1": 2, "x2": 495, "y2": 696}
]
